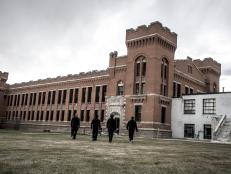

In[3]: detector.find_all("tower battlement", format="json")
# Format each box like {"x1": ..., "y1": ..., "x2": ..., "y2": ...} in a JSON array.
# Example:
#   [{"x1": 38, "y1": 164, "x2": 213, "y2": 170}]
[
  {"x1": 193, "y1": 58, "x2": 221, "y2": 73},
  {"x1": 126, "y1": 21, "x2": 177, "y2": 45},
  {"x1": 0, "y1": 71, "x2": 8, "y2": 82}
]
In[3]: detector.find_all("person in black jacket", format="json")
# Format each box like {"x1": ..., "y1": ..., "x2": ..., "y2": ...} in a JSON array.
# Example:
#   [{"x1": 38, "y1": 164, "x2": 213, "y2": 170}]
[
  {"x1": 126, "y1": 116, "x2": 138, "y2": 143},
  {"x1": 71, "y1": 114, "x2": 80, "y2": 140},
  {"x1": 91, "y1": 115, "x2": 101, "y2": 141},
  {"x1": 106, "y1": 113, "x2": 116, "y2": 143}
]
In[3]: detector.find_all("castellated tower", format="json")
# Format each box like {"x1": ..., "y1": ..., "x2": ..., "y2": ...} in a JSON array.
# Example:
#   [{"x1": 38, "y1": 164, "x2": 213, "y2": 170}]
[
  {"x1": 0, "y1": 71, "x2": 9, "y2": 121},
  {"x1": 193, "y1": 58, "x2": 221, "y2": 92},
  {"x1": 125, "y1": 22, "x2": 177, "y2": 131}
]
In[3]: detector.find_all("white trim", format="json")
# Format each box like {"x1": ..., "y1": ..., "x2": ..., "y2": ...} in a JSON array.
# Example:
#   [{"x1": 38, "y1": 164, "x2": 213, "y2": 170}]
[
  {"x1": 126, "y1": 33, "x2": 176, "y2": 47},
  {"x1": 10, "y1": 75, "x2": 110, "y2": 90}
]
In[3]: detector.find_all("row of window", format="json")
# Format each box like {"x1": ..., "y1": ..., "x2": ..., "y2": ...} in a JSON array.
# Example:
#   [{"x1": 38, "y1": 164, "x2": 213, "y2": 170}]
[
  {"x1": 184, "y1": 124, "x2": 211, "y2": 139},
  {"x1": 184, "y1": 98, "x2": 216, "y2": 114},
  {"x1": 6, "y1": 85, "x2": 107, "y2": 107},
  {"x1": 6, "y1": 109, "x2": 105, "y2": 122},
  {"x1": 173, "y1": 82, "x2": 194, "y2": 98}
]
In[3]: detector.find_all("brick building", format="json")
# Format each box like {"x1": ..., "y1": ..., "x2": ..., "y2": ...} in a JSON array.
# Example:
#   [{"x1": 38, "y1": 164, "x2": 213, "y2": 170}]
[{"x1": 0, "y1": 21, "x2": 221, "y2": 137}]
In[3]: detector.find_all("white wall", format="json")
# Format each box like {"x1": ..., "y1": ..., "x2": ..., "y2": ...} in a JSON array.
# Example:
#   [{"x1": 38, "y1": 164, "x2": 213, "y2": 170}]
[{"x1": 171, "y1": 93, "x2": 231, "y2": 139}]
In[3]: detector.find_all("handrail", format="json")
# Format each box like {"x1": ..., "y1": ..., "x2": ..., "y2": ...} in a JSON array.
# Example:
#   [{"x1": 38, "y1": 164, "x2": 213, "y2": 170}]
[{"x1": 214, "y1": 115, "x2": 226, "y2": 138}]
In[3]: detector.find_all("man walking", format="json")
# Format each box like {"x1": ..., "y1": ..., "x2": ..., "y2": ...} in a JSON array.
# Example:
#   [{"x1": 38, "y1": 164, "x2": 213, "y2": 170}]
[
  {"x1": 126, "y1": 116, "x2": 138, "y2": 143},
  {"x1": 71, "y1": 114, "x2": 80, "y2": 140},
  {"x1": 91, "y1": 114, "x2": 101, "y2": 141},
  {"x1": 106, "y1": 113, "x2": 116, "y2": 143}
]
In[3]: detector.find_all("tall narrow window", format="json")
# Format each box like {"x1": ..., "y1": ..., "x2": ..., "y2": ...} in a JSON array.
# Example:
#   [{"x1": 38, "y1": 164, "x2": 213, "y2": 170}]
[
  {"x1": 52, "y1": 91, "x2": 56, "y2": 104},
  {"x1": 47, "y1": 91, "x2": 51, "y2": 105},
  {"x1": 40, "y1": 111, "x2": 44, "y2": 121},
  {"x1": 14, "y1": 95, "x2": 17, "y2": 106},
  {"x1": 100, "y1": 110, "x2": 104, "y2": 122},
  {"x1": 160, "y1": 58, "x2": 168, "y2": 96},
  {"x1": 38, "y1": 92, "x2": 42, "y2": 105},
  {"x1": 81, "y1": 88, "x2": 86, "y2": 103},
  {"x1": 135, "y1": 105, "x2": 142, "y2": 122},
  {"x1": 58, "y1": 90, "x2": 62, "y2": 104},
  {"x1": 136, "y1": 61, "x2": 140, "y2": 76},
  {"x1": 161, "y1": 107, "x2": 166, "y2": 123},
  {"x1": 134, "y1": 56, "x2": 146, "y2": 94},
  {"x1": 102, "y1": 85, "x2": 107, "y2": 102},
  {"x1": 86, "y1": 110, "x2": 90, "y2": 122},
  {"x1": 117, "y1": 81, "x2": 124, "y2": 96},
  {"x1": 142, "y1": 60, "x2": 146, "y2": 76},
  {"x1": 74, "y1": 88, "x2": 79, "y2": 103},
  {"x1": 21, "y1": 94, "x2": 24, "y2": 106},
  {"x1": 87, "y1": 87, "x2": 92, "y2": 103},
  {"x1": 80, "y1": 110, "x2": 85, "y2": 121},
  {"x1": 50, "y1": 111, "x2": 54, "y2": 121},
  {"x1": 29, "y1": 93, "x2": 33, "y2": 106},
  {"x1": 56, "y1": 111, "x2": 60, "y2": 121},
  {"x1": 95, "y1": 86, "x2": 100, "y2": 102},
  {"x1": 68, "y1": 110, "x2": 71, "y2": 121},
  {"x1": 17, "y1": 94, "x2": 20, "y2": 106},
  {"x1": 135, "y1": 83, "x2": 139, "y2": 94},
  {"x1": 62, "y1": 90, "x2": 67, "y2": 104},
  {"x1": 177, "y1": 83, "x2": 181, "y2": 97},
  {"x1": 46, "y1": 111, "x2": 49, "y2": 121},
  {"x1": 61, "y1": 110, "x2": 65, "y2": 121},
  {"x1": 185, "y1": 86, "x2": 189, "y2": 94},
  {"x1": 69, "y1": 89, "x2": 74, "y2": 104},
  {"x1": 42, "y1": 92, "x2": 46, "y2": 105},
  {"x1": 33, "y1": 93, "x2": 36, "y2": 105},
  {"x1": 31, "y1": 111, "x2": 34, "y2": 120},
  {"x1": 36, "y1": 111, "x2": 40, "y2": 121}
]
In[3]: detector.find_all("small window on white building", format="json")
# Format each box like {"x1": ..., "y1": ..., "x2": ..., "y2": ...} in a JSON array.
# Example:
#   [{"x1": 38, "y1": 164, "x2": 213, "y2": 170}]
[
  {"x1": 184, "y1": 99, "x2": 195, "y2": 114},
  {"x1": 184, "y1": 124, "x2": 195, "y2": 138},
  {"x1": 203, "y1": 98, "x2": 216, "y2": 114}
]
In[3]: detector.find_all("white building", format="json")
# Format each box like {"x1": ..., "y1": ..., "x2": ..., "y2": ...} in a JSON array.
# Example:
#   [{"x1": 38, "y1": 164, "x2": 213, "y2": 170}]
[{"x1": 171, "y1": 92, "x2": 231, "y2": 142}]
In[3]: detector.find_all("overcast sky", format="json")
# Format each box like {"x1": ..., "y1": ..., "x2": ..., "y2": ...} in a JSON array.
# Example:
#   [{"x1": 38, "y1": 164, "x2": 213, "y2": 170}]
[{"x1": 0, "y1": 0, "x2": 231, "y2": 91}]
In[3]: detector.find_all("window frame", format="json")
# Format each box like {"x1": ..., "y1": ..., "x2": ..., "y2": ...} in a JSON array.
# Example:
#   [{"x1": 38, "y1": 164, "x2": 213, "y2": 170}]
[{"x1": 184, "y1": 99, "x2": 195, "y2": 114}]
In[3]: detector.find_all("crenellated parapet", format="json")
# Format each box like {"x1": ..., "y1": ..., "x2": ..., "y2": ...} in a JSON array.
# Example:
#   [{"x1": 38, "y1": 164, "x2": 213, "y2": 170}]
[
  {"x1": 126, "y1": 21, "x2": 177, "y2": 51},
  {"x1": 9, "y1": 69, "x2": 109, "y2": 89},
  {"x1": 193, "y1": 58, "x2": 221, "y2": 76}
]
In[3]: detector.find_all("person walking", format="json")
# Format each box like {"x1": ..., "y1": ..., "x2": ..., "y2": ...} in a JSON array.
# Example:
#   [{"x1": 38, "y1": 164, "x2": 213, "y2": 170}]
[
  {"x1": 106, "y1": 113, "x2": 116, "y2": 143},
  {"x1": 126, "y1": 116, "x2": 138, "y2": 143},
  {"x1": 71, "y1": 114, "x2": 80, "y2": 140},
  {"x1": 91, "y1": 114, "x2": 101, "y2": 141}
]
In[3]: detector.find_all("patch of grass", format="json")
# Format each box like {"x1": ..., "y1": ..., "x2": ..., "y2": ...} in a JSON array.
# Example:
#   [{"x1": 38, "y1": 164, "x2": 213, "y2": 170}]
[{"x1": 0, "y1": 129, "x2": 231, "y2": 174}]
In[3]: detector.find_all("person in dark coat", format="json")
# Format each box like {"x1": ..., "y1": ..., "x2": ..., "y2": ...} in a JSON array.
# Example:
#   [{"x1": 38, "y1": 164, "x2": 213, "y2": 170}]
[
  {"x1": 91, "y1": 114, "x2": 101, "y2": 141},
  {"x1": 106, "y1": 113, "x2": 116, "y2": 143},
  {"x1": 126, "y1": 116, "x2": 138, "y2": 143},
  {"x1": 71, "y1": 114, "x2": 80, "y2": 140}
]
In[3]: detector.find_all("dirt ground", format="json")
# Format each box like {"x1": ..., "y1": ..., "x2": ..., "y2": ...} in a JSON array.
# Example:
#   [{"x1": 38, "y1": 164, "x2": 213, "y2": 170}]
[{"x1": 0, "y1": 129, "x2": 230, "y2": 174}]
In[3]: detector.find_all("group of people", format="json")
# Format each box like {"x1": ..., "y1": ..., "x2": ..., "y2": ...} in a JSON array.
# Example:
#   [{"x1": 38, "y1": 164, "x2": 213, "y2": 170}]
[{"x1": 71, "y1": 113, "x2": 138, "y2": 143}]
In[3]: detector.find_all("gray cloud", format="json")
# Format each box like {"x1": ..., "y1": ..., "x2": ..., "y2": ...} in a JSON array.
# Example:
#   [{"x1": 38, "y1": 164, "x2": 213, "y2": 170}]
[{"x1": 0, "y1": 0, "x2": 231, "y2": 91}]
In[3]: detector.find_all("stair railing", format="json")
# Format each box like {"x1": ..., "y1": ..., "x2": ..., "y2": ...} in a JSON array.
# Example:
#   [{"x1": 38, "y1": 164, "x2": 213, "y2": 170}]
[{"x1": 213, "y1": 115, "x2": 226, "y2": 140}]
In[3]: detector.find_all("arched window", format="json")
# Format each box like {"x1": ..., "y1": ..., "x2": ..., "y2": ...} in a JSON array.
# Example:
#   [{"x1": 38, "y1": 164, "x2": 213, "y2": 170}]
[
  {"x1": 134, "y1": 56, "x2": 146, "y2": 94},
  {"x1": 117, "y1": 81, "x2": 124, "y2": 96},
  {"x1": 160, "y1": 58, "x2": 168, "y2": 96},
  {"x1": 135, "y1": 57, "x2": 146, "y2": 77}
]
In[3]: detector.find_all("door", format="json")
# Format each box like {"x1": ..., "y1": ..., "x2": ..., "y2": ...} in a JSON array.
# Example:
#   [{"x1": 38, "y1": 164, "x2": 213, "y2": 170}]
[{"x1": 204, "y1": 124, "x2": 211, "y2": 139}]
